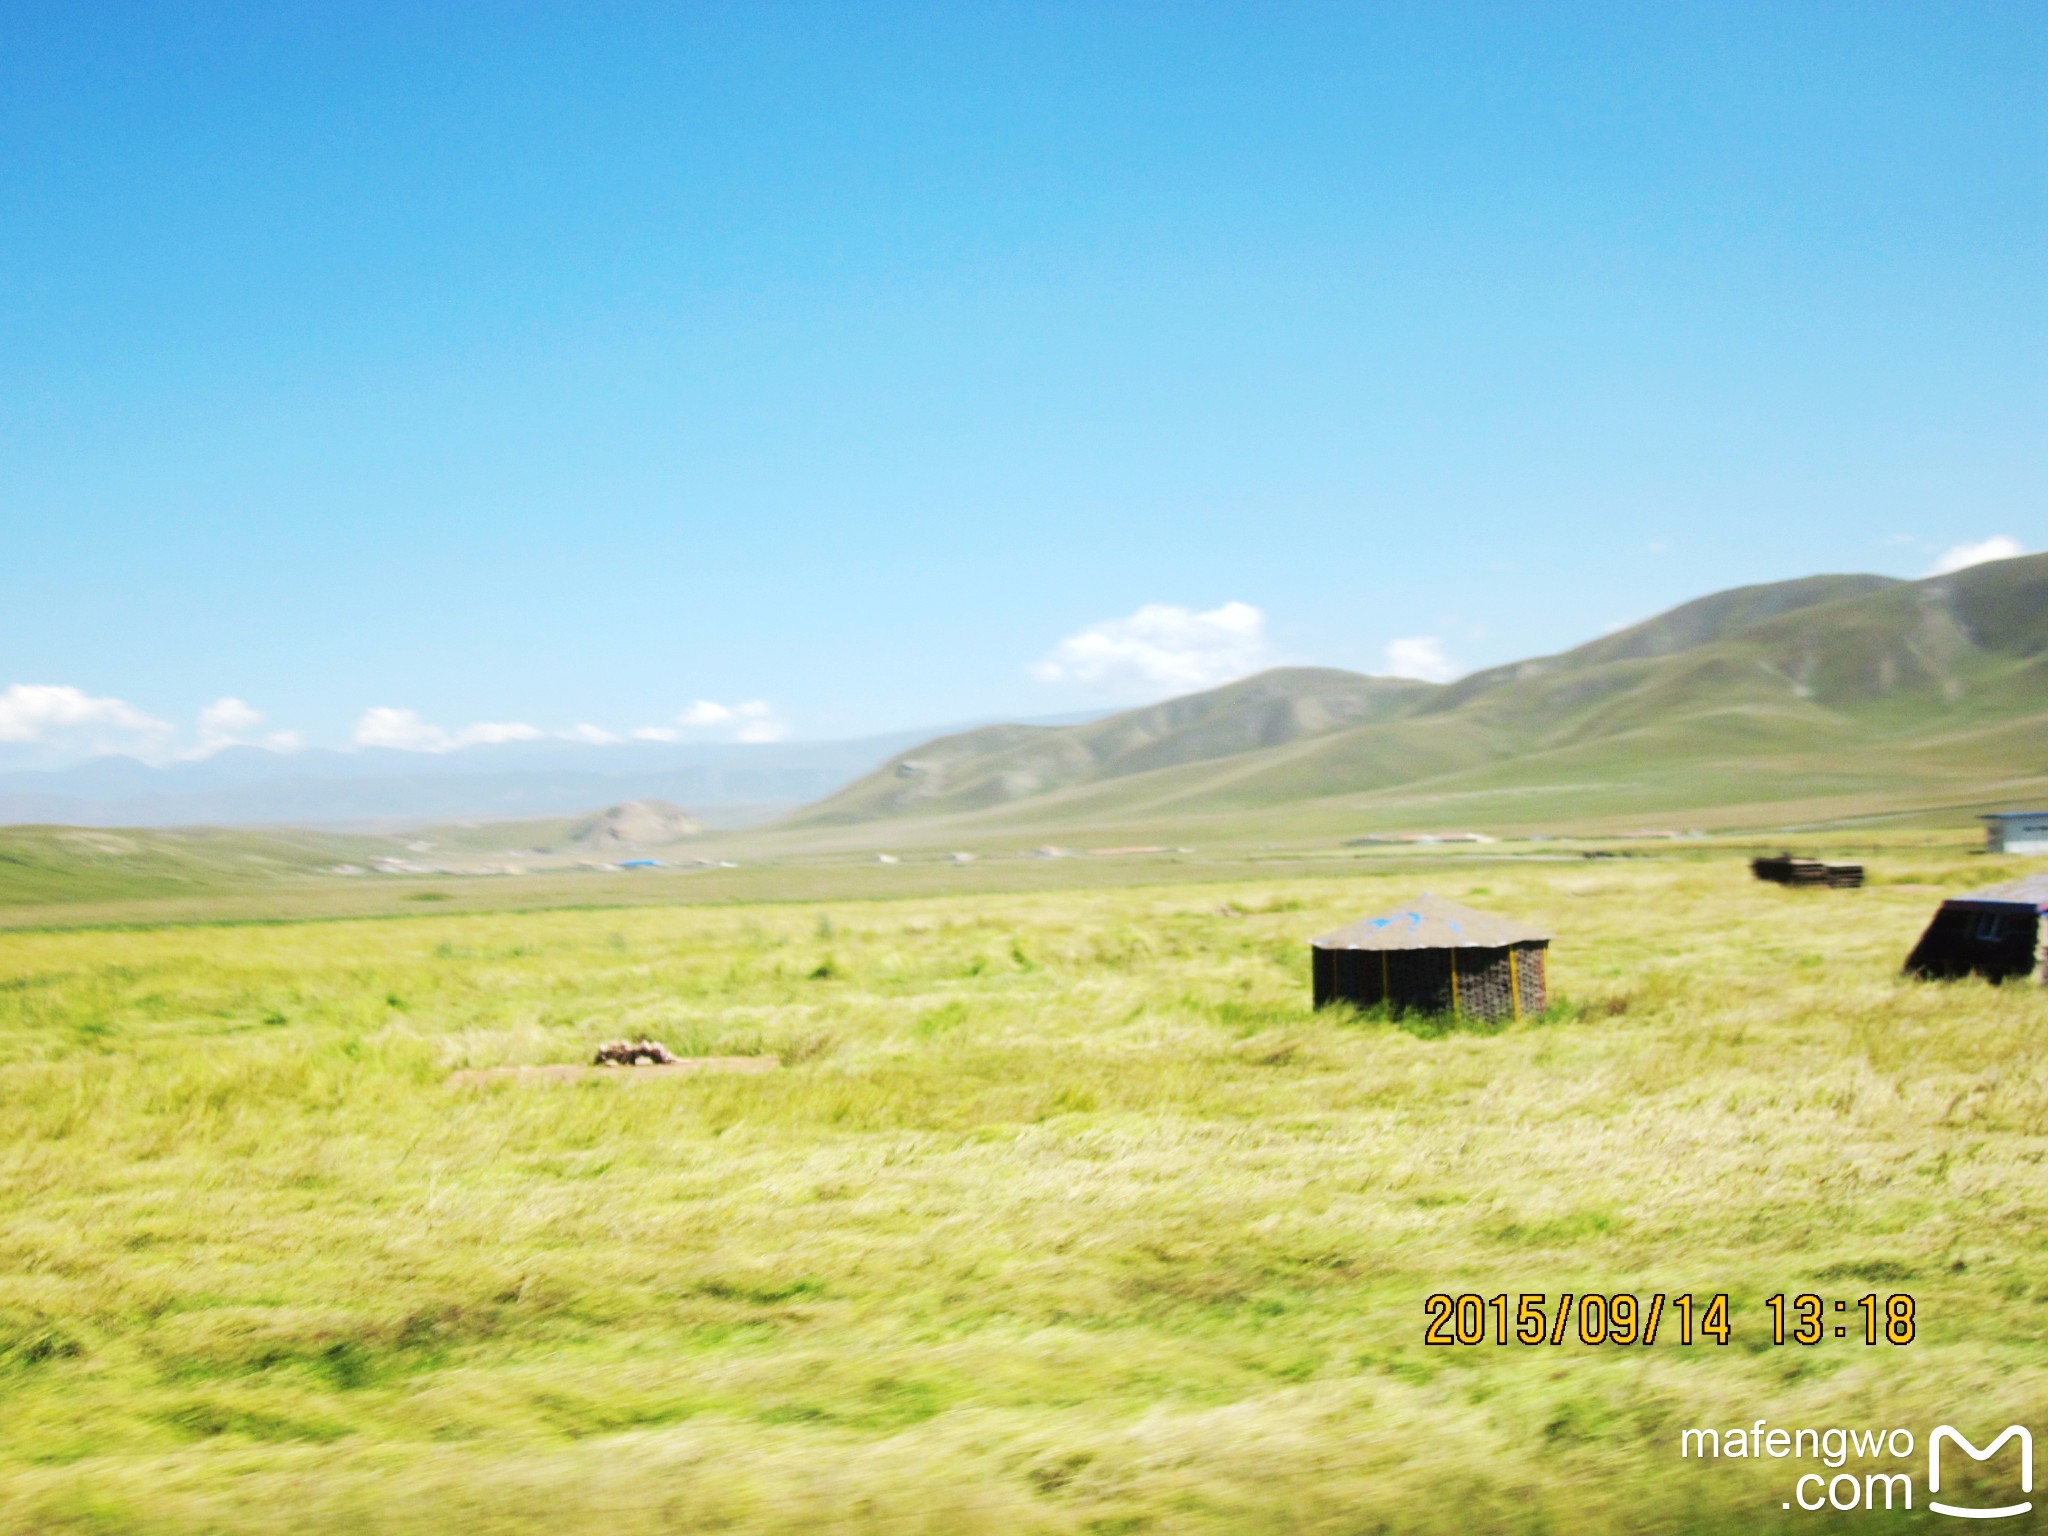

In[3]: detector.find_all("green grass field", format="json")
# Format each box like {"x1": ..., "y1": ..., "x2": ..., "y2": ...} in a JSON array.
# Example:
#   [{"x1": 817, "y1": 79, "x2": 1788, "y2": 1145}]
[{"x1": 2, "y1": 848, "x2": 2044, "y2": 1532}]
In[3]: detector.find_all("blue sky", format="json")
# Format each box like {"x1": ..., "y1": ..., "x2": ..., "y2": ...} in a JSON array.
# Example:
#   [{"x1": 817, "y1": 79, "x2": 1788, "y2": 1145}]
[{"x1": 2, "y1": 2, "x2": 2042, "y2": 764}]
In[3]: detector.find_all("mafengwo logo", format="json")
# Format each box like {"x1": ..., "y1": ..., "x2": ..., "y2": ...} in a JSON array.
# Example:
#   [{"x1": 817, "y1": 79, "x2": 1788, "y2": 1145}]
[
  {"x1": 1929, "y1": 1425, "x2": 2032, "y2": 1520},
  {"x1": 1679, "y1": 1420, "x2": 2031, "y2": 1516}
]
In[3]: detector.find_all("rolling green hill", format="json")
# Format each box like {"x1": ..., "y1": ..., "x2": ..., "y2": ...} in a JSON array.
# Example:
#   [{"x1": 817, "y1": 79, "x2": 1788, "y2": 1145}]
[
  {"x1": 0, "y1": 825, "x2": 379, "y2": 908},
  {"x1": 790, "y1": 558, "x2": 2048, "y2": 839},
  {"x1": 796, "y1": 667, "x2": 1435, "y2": 825}
]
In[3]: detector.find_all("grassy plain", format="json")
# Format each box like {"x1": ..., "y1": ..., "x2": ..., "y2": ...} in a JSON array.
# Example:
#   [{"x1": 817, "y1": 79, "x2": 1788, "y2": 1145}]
[{"x1": 2, "y1": 847, "x2": 2045, "y2": 1533}]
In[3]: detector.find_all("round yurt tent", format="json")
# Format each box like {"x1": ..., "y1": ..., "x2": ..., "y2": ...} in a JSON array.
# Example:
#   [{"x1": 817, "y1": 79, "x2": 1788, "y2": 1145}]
[{"x1": 1311, "y1": 893, "x2": 1550, "y2": 1022}]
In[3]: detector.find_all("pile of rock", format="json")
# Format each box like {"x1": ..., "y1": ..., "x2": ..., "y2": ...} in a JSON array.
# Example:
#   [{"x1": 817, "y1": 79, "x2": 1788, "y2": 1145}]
[
  {"x1": 568, "y1": 800, "x2": 701, "y2": 853},
  {"x1": 592, "y1": 1039, "x2": 682, "y2": 1066}
]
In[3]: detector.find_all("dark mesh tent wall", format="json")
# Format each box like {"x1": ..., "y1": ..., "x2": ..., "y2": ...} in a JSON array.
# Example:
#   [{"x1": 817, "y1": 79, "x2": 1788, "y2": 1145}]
[{"x1": 1313, "y1": 941, "x2": 1547, "y2": 1022}]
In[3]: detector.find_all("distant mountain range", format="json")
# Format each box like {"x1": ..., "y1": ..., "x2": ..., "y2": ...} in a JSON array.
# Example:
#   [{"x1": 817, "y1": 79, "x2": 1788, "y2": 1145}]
[
  {"x1": 0, "y1": 732, "x2": 935, "y2": 828},
  {"x1": 793, "y1": 556, "x2": 2048, "y2": 835}
]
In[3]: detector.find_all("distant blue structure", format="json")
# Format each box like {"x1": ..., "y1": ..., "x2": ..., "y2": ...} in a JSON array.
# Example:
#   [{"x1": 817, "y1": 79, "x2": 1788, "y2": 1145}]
[
  {"x1": 1981, "y1": 812, "x2": 2048, "y2": 855},
  {"x1": 618, "y1": 859, "x2": 663, "y2": 869}
]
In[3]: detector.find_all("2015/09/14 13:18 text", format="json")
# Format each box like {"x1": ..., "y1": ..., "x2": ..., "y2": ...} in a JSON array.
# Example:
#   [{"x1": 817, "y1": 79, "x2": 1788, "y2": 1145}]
[{"x1": 1421, "y1": 1293, "x2": 1918, "y2": 1347}]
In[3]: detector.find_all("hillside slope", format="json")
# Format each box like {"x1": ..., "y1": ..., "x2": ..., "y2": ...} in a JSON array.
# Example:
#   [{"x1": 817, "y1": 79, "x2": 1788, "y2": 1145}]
[
  {"x1": 0, "y1": 825, "x2": 377, "y2": 906},
  {"x1": 790, "y1": 559, "x2": 2048, "y2": 835},
  {"x1": 796, "y1": 668, "x2": 1435, "y2": 825}
]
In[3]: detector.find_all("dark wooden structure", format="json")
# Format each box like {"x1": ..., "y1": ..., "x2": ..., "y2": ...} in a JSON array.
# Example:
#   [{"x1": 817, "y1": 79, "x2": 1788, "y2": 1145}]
[
  {"x1": 1752, "y1": 854, "x2": 1864, "y2": 888},
  {"x1": 1312, "y1": 894, "x2": 1550, "y2": 1022},
  {"x1": 1904, "y1": 875, "x2": 2048, "y2": 984}
]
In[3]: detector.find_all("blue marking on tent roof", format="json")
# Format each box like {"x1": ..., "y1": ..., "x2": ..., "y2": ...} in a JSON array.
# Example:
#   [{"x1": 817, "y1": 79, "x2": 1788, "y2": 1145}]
[{"x1": 1309, "y1": 893, "x2": 1552, "y2": 950}]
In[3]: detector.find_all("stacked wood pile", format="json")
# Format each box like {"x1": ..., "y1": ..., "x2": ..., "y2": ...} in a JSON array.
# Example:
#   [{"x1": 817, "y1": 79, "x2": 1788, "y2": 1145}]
[{"x1": 1751, "y1": 855, "x2": 1864, "y2": 888}]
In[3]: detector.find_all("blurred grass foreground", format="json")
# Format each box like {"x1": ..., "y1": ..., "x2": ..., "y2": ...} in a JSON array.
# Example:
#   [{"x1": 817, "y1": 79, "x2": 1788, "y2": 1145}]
[{"x1": 1, "y1": 854, "x2": 2044, "y2": 1533}]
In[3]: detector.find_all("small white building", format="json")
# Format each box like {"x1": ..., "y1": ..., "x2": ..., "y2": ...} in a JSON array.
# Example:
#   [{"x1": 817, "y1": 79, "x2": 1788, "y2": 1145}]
[{"x1": 1982, "y1": 812, "x2": 2048, "y2": 855}]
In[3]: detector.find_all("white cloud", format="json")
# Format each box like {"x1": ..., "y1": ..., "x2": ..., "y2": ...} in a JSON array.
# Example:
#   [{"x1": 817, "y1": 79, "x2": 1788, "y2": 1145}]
[
  {"x1": 350, "y1": 703, "x2": 791, "y2": 751},
  {"x1": 460, "y1": 721, "x2": 546, "y2": 746},
  {"x1": 677, "y1": 700, "x2": 788, "y2": 743},
  {"x1": 0, "y1": 684, "x2": 173, "y2": 756},
  {"x1": 352, "y1": 708, "x2": 445, "y2": 750},
  {"x1": 351, "y1": 707, "x2": 545, "y2": 752},
  {"x1": 198, "y1": 696, "x2": 263, "y2": 740},
  {"x1": 1031, "y1": 601, "x2": 1273, "y2": 697},
  {"x1": 191, "y1": 697, "x2": 303, "y2": 757},
  {"x1": 1380, "y1": 637, "x2": 1461, "y2": 683},
  {"x1": 1928, "y1": 535, "x2": 2025, "y2": 576}
]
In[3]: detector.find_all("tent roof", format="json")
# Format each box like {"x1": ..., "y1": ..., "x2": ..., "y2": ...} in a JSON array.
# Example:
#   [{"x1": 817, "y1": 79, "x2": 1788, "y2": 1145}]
[
  {"x1": 1946, "y1": 874, "x2": 2048, "y2": 911},
  {"x1": 1311, "y1": 893, "x2": 1550, "y2": 951}
]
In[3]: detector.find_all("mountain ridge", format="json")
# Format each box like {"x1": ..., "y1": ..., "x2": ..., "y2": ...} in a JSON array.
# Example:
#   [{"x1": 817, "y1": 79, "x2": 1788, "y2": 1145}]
[
  {"x1": 0, "y1": 727, "x2": 951, "y2": 829},
  {"x1": 807, "y1": 668, "x2": 1433, "y2": 826},
  {"x1": 790, "y1": 558, "x2": 2048, "y2": 833}
]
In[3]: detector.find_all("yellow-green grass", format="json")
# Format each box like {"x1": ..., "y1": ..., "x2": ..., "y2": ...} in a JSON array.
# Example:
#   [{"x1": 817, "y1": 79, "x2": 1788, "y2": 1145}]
[{"x1": 2, "y1": 858, "x2": 2044, "y2": 1532}]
